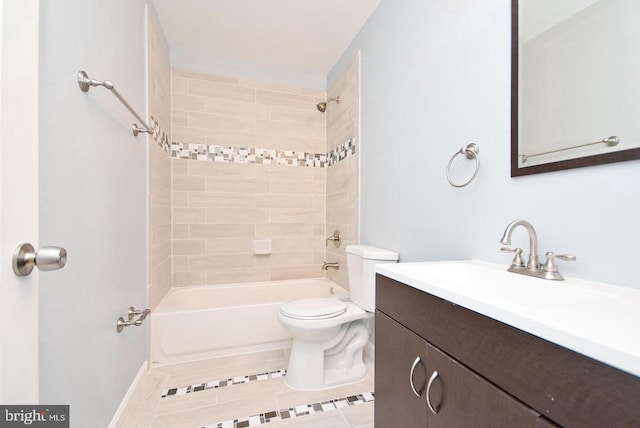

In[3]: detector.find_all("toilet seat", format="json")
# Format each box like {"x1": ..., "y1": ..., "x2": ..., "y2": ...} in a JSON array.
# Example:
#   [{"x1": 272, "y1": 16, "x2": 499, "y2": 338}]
[{"x1": 280, "y1": 297, "x2": 347, "y2": 320}]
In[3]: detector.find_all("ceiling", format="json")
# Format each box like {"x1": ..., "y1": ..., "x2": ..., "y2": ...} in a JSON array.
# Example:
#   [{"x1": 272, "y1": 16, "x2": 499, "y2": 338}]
[{"x1": 151, "y1": 0, "x2": 382, "y2": 89}]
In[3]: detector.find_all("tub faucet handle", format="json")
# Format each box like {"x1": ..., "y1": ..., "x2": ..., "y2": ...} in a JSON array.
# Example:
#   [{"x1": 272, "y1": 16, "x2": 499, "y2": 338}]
[{"x1": 326, "y1": 230, "x2": 341, "y2": 248}]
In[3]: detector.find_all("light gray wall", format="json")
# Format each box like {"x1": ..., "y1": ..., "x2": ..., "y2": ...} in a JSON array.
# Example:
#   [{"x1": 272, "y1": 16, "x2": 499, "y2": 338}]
[
  {"x1": 329, "y1": 0, "x2": 640, "y2": 289},
  {"x1": 39, "y1": 0, "x2": 148, "y2": 426}
]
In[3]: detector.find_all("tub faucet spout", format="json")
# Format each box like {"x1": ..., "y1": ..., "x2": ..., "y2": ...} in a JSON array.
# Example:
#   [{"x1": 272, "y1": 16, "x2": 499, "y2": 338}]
[{"x1": 322, "y1": 261, "x2": 339, "y2": 270}]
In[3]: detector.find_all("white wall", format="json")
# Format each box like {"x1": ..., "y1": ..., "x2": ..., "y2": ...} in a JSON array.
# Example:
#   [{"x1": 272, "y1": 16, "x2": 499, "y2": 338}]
[
  {"x1": 39, "y1": 0, "x2": 148, "y2": 426},
  {"x1": 329, "y1": 0, "x2": 640, "y2": 289}
]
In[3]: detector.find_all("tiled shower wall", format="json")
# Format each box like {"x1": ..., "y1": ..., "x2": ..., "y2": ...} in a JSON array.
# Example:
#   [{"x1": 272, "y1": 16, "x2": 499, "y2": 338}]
[
  {"x1": 147, "y1": 5, "x2": 172, "y2": 310},
  {"x1": 170, "y1": 69, "x2": 328, "y2": 286},
  {"x1": 326, "y1": 54, "x2": 361, "y2": 289}
]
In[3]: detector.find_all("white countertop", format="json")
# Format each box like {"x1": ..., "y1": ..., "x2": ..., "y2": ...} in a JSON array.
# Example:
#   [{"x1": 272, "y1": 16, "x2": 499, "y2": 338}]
[{"x1": 375, "y1": 260, "x2": 640, "y2": 378}]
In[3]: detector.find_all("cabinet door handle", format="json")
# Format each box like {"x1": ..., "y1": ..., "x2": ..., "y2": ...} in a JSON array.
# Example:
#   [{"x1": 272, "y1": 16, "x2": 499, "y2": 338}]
[
  {"x1": 409, "y1": 356, "x2": 423, "y2": 397},
  {"x1": 426, "y1": 370, "x2": 440, "y2": 415}
]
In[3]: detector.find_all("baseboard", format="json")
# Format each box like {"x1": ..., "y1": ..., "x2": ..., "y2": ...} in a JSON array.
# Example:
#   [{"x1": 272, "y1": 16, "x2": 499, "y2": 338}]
[{"x1": 108, "y1": 360, "x2": 148, "y2": 428}]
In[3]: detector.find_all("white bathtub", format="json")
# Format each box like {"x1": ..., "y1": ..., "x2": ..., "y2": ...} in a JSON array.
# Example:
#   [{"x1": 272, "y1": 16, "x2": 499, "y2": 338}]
[{"x1": 150, "y1": 278, "x2": 348, "y2": 366}]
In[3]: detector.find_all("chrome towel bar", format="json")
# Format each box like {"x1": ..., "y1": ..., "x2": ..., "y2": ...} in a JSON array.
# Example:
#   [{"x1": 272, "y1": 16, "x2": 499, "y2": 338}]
[
  {"x1": 520, "y1": 136, "x2": 620, "y2": 163},
  {"x1": 77, "y1": 70, "x2": 153, "y2": 137}
]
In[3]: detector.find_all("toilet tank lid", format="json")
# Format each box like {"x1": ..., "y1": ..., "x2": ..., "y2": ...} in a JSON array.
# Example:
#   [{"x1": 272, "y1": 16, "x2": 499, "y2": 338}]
[{"x1": 345, "y1": 244, "x2": 399, "y2": 261}]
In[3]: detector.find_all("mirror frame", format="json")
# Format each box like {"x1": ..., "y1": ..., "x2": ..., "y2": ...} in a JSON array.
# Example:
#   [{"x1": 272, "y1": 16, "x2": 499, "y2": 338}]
[{"x1": 510, "y1": 0, "x2": 640, "y2": 177}]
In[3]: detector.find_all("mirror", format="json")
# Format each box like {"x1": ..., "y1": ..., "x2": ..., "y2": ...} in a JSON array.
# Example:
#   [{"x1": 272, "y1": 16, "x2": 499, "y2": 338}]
[{"x1": 511, "y1": 0, "x2": 640, "y2": 176}]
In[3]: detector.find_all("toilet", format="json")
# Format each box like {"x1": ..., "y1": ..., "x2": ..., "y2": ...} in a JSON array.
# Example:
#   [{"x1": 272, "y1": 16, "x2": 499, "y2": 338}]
[{"x1": 278, "y1": 244, "x2": 399, "y2": 390}]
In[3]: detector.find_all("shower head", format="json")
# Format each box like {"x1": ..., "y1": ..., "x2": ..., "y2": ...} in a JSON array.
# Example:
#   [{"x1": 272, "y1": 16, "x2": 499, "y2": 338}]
[{"x1": 316, "y1": 96, "x2": 340, "y2": 113}]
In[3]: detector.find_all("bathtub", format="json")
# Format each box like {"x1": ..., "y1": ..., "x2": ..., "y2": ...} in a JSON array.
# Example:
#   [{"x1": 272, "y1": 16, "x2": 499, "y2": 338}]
[{"x1": 150, "y1": 278, "x2": 348, "y2": 366}]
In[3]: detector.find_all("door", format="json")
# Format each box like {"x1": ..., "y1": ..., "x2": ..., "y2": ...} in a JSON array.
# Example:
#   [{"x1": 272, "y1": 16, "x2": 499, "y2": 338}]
[
  {"x1": 0, "y1": 0, "x2": 40, "y2": 403},
  {"x1": 2, "y1": 1, "x2": 149, "y2": 426},
  {"x1": 425, "y1": 342, "x2": 540, "y2": 427},
  {"x1": 375, "y1": 311, "x2": 429, "y2": 427},
  {"x1": 37, "y1": 1, "x2": 148, "y2": 426}
]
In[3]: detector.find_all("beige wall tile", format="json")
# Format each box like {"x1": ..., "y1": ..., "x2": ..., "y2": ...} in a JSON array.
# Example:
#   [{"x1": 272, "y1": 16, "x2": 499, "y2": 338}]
[
  {"x1": 269, "y1": 179, "x2": 324, "y2": 196},
  {"x1": 173, "y1": 239, "x2": 206, "y2": 256},
  {"x1": 205, "y1": 98, "x2": 270, "y2": 120},
  {"x1": 172, "y1": 76, "x2": 189, "y2": 94},
  {"x1": 173, "y1": 207, "x2": 206, "y2": 224},
  {"x1": 173, "y1": 224, "x2": 189, "y2": 239},
  {"x1": 255, "y1": 89, "x2": 315, "y2": 109},
  {"x1": 189, "y1": 79, "x2": 255, "y2": 102},
  {"x1": 271, "y1": 266, "x2": 324, "y2": 281},
  {"x1": 173, "y1": 271, "x2": 206, "y2": 287},
  {"x1": 173, "y1": 126, "x2": 206, "y2": 144},
  {"x1": 172, "y1": 191, "x2": 189, "y2": 207},
  {"x1": 151, "y1": 241, "x2": 171, "y2": 269},
  {"x1": 188, "y1": 159, "x2": 256, "y2": 178},
  {"x1": 255, "y1": 194, "x2": 312, "y2": 209},
  {"x1": 188, "y1": 111, "x2": 255, "y2": 134},
  {"x1": 173, "y1": 68, "x2": 239, "y2": 85},
  {"x1": 173, "y1": 93, "x2": 206, "y2": 112},
  {"x1": 149, "y1": 258, "x2": 171, "y2": 311},
  {"x1": 170, "y1": 68, "x2": 336, "y2": 287},
  {"x1": 256, "y1": 119, "x2": 314, "y2": 139},
  {"x1": 173, "y1": 255, "x2": 188, "y2": 272},
  {"x1": 206, "y1": 208, "x2": 269, "y2": 224},
  {"x1": 190, "y1": 224, "x2": 255, "y2": 239},
  {"x1": 254, "y1": 252, "x2": 313, "y2": 268},
  {"x1": 151, "y1": 224, "x2": 171, "y2": 248},
  {"x1": 189, "y1": 192, "x2": 255, "y2": 208},
  {"x1": 206, "y1": 239, "x2": 253, "y2": 254},
  {"x1": 173, "y1": 175, "x2": 206, "y2": 192},
  {"x1": 255, "y1": 224, "x2": 315, "y2": 238},
  {"x1": 172, "y1": 110, "x2": 188, "y2": 127},
  {"x1": 205, "y1": 176, "x2": 269, "y2": 194},
  {"x1": 271, "y1": 208, "x2": 324, "y2": 224},
  {"x1": 189, "y1": 254, "x2": 254, "y2": 271},
  {"x1": 151, "y1": 204, "x2": 171, "y2": 227}
]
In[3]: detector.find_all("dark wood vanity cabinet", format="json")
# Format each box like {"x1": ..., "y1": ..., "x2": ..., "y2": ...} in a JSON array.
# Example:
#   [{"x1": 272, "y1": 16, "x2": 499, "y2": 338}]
[
  {"x1": 375, "y1": 274, "x2": 640, "y2": 428},
  {"x1": 376, "y1": 311, "x2": 542, "y2": 427}
]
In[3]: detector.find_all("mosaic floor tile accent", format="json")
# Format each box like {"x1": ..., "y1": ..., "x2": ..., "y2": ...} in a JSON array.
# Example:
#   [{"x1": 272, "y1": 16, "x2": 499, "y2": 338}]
[
  {"x1": 170, "y1": 138, "x2": 356, "y2": 168},
  {"x1": 161, "y1": 369, "x2": 287, "y2": 398},
  {"x1": 199, "y1": 392, "x2": 375, "y2": 428}
]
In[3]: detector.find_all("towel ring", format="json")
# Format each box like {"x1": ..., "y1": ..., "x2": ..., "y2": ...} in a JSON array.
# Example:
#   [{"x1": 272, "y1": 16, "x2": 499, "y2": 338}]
[{"x1": 446, "y1": 143, "x2": 480, "y2": 188}]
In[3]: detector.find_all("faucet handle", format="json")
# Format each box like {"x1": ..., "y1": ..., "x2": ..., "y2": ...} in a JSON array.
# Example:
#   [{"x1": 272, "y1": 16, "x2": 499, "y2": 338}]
[
  {"x1": 501, "y1": 247, "x2": 525, "y2": 268},
  {"x1": 542, "y1": 251, "x2": 576, "y2": 273}
]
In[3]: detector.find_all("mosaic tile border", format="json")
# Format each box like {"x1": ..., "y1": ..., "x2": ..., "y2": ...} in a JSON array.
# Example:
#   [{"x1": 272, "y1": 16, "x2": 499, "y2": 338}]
[
  {"x1": 150, "y1": 117, "x2": 170, "y2": 153},
  {"x1": 161, "y1": 369, "x2": 287, "y2": 398},
  {"x1": 170, "y1": 138, "x2": 355, "y2": 168},
  {"x1": 327, "y1": 138, "x2": 356, "y2": 167},
  {"x1": 199, "y1": 391, "x2": 374, "y2": 428}
]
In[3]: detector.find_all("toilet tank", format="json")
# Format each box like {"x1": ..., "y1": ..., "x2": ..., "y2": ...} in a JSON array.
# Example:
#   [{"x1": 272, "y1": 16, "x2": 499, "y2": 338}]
[{"x1": 346, "y1": 245, "x2": 399, "y2": 312}]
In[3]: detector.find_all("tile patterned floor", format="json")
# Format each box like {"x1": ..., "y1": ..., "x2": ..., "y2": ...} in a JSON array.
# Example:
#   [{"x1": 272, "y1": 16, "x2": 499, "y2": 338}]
[{"x1": 116, "y1": 348, "x2": 374, "y2": 428}]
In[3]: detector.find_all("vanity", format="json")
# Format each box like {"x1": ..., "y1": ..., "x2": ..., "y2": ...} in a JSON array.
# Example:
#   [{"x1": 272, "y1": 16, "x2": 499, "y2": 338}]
[{"x1": 374, "y1": 261, "x2": 640, "y2": 427}]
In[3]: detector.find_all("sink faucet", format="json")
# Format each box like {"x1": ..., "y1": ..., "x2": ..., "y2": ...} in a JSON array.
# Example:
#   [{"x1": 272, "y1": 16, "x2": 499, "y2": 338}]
[
  {"x1": 499, "y1": 219, "x2": 540, "y2": 269},
  {"x1": 499, "y1": 219, "x2": 576, "y2": 280}
]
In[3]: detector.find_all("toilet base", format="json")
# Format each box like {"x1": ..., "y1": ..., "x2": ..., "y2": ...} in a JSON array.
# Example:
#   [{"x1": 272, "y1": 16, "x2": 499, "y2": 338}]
[{"x1": 284, "y1": 320, "x2": 370, "y2": 391}]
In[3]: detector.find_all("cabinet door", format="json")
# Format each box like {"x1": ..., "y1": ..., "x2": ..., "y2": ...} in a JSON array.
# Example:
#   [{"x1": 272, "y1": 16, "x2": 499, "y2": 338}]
[
  {"x1": 425, "y1": 343, "x2": 540, "y2": 428},
  {"x1": 375, "y1": 311, "x2": 428, "y2": 427}
]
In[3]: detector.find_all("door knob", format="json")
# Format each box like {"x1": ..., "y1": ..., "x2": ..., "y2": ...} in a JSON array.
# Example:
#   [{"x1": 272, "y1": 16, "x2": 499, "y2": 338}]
[{"x1": 12, "y1": 243, "x2": 67, "y2": 277}]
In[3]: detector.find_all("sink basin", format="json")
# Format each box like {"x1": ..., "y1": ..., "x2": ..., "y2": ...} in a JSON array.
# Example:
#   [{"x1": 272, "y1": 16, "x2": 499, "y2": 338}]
[{"x1": 375, "y1": 260, "x2": 640, "y2": 377}]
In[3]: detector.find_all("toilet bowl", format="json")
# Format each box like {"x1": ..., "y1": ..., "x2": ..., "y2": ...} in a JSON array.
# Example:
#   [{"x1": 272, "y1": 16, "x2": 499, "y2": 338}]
[{"x1": 278, "y1": 245, "x2": 399, "y2": 390}]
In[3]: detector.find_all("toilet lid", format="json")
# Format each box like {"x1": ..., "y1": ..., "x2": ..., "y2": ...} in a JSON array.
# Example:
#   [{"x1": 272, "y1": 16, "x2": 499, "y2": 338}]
[{"x1": 280, "y1": 297, "x2": 347, "y2": 320}]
